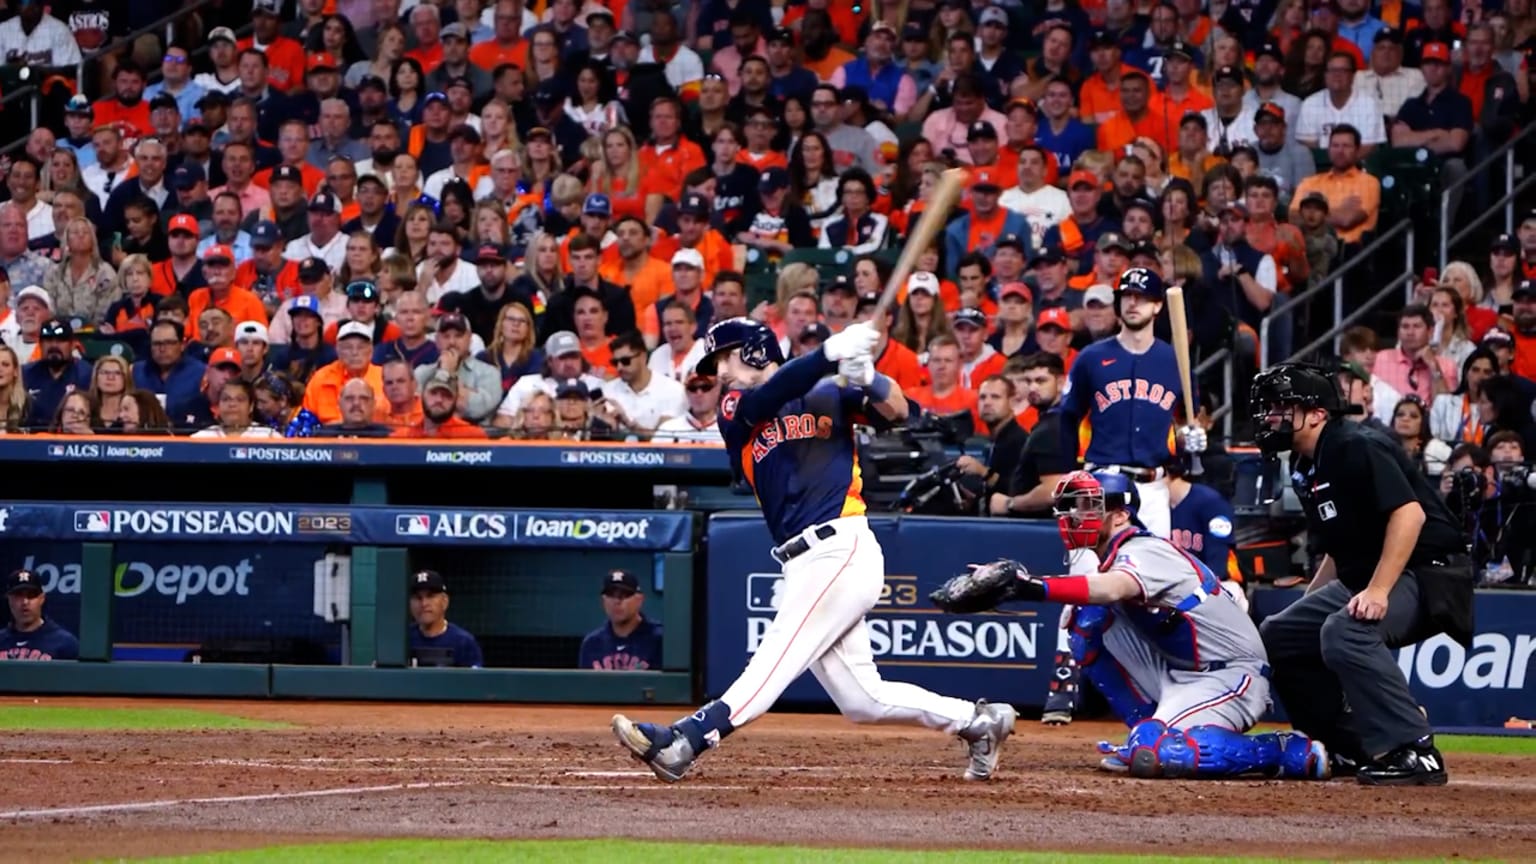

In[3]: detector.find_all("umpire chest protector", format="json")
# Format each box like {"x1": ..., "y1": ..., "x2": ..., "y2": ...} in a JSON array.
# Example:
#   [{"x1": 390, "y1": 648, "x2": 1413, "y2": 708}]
[{"x1": 1292, "y1": 420, "x2": 1464, "y2": 592}]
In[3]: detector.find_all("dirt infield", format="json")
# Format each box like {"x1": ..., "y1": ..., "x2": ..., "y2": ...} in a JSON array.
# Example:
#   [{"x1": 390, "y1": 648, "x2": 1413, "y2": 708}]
[{"x1": 3, "y1": 698, "x2": 1535, "y2": 862}]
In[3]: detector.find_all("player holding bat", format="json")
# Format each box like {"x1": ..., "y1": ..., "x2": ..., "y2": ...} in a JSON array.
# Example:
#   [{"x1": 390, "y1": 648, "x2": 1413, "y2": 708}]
[{"x1": 611, "y1": 169, "x2": 1016, "y2": 785}]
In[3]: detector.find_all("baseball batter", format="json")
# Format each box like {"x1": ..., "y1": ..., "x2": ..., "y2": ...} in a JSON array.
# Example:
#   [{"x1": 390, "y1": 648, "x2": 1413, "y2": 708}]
[
  {"x1": 931, "y1": 471, "x2": 1331, "y2": 780},
  {"x1": 1044, "y1": 266, "x2": 1207, "y2": 724},
  {"x1": 612, "y1": 318, "x2": 1016, "y2": 783}
]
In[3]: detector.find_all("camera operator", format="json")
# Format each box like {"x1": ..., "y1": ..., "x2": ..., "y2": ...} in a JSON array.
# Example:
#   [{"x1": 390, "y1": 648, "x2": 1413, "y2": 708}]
[
  {"x1": 955, "y1": 375, "x2": 1029, "y2": 514},
  {"x1": 1443, "y1": 433, "x2": 1536, "y2": 584},
  {"x1": 1440, "y1": 443, "x2": 1502, "y2": 578},
  {"x1": 993, "y1": 353, "x2": 1072, "y2": 517}
]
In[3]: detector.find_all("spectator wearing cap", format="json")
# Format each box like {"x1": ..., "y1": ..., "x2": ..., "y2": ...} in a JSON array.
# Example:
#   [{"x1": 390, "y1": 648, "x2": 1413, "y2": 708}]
[
  {"x1": 311, "y1": 378, "x2": 394, "y2": 438},
  {"x1": 1168, "y1": 115, "x2": 1225, "y2": 189},
  {"x1": 652, "y1": 193, "x2": 734, "y2": 287},
  {"x1": 1288, "y1": 124, "x2": 1379, "y2": 246},
  {"x1": 1068, "y1": 230, "x2": 1132, "y2": 290},
  {"x1": 762, "y1": 26, "x2": 817, "y2": 105},
  {"x1": 578, "y1": 568, "x2": 663, "y2": 670},
  {"x1": 1035, "y1": 306, "x2": 1079, "y2": 371},
  {"x1": 818, "y1": 170, "x2": 891, "y2": 255},
  {"x1": 422, "y1": 126, "x2": 489, "y2": 203},
  {"x1": 952, "y1": 306, "x2": 1008, "y2": 389},
  {"x1": 269, "y1": 295, "x2": 339, "y2": 384},
  {"x1": 239, "y1": 0, "x2": 308, "y2": 92},
  {"x1": 921, "y1": 74, "x2": 1009, "y2": 166},
  {"x1": 1390, "y1": 40, "x2": 1473, "y2": 206},
  {"x1": 1075, "y1": 283, "x2": 1120, "y2": 345},
  {"x1": 1295, "y1": 53, "x2": 1386, "y2": 152},
  {"x1": 1486, "y1": 233, "x2": 1524, "y2": 310},
  {"x1": 21, "y1": 319, "x2": 91, "y2": 429},
  {"x1": 1251, "y1": 101, "x2": 1316, "y2": 201},
  {"x1": 494, "y1": 329, "x2": 606, "y2": 426},
  {"x1": 1080, "y1": 30, "x2": 1143, "y2": 125},
  {"x1": 999, "y1": 145, "x2": 1070, "y2": 251},
  {"x1": 637, "y1": 97, "x2": 709, "y2": 206},
  {"x1": 557, "y1": 193, "x2": 617, "y2": 273},
  {"x1": 303, "y1": 319, "x2": 386, "y2": 423},
  {"x1": 731, "y1": 167, "x2": 814, "y2": 260},
  {"x1": 0, "y1": 569, "x2": 79, "y2": 662},
  {"x1": 430, "y1": 245, "x2": 514, "y2": 343},
  {"x1": 42, "y1": 217, "x2": 117, "y2": 325},
  {"x1": 990, "y1": 281, "x2": 1041, "y2": 359},
  {"x1": 131, "y1": 319, "x2": 207, "y2": 422},
  {"x1": 147, "y1": 213, "x2": 208, "y2": 299},
  {"x1": 406, "y1": 570, "x2": 484, "y2": 668},
  {"x1": 943, "y1": 171, "x2": 1031, "y2": 280},
  {"x1": 823, "y1": 20, "x2": 917, "y2": 120},
  {"x1": 56, "y1": 97, "x2": 99, "y2": 172},
  {"x1": 233, "y1": 320, "x2": 274, "y2": 384},
  {"x1": 102, "y1": 138, "x2": 177, "y2": 243},
  {"x1": 166, "y1": 165, "x2": 215, "y2": 239},
  {"x1": 186, "y1": 245, "x2": 269, "y2": 342},
  {"x1": 1295, "y1": 191, "x2": 1341, "y2": 286},
  {"x1": 247, "y1": 162, "x2": 312, "y2": 243},
  {"x1": 426, "y1": 22, "x2": 494, "y2": 99},
  {"x1": 910, "y1": 334, "x2": 985, "y2": 430},
  {"x1": 322, "y1": 280, "x2": 403, "y2": 346},
  {"x1": 527, "y1": 82, "x2": 591, "y2": 170},
  {"x1": 413, "y1": 312, "x2": 501, "y2": 423},
  {"x1": 1356, "y1": 28, "x2": 1425, "y2": 120},
  {"x1": 284, "y1": 191, "x2": 349, "y2": 272},
  {"x1": 194, "y1": 27, "x2": 242, "y2": 95},
  {"x1": 1199, "y1": 64, "x2": 1260, "y2": 155},
  {"x1": 238, "y1": 222, "x2": 304, "y2": 314},
  {"x1": 1204, "y1": 200, "x2": 1281, "y2": 360},
  {"x1": 398, "y1": 368, "x2": 492, "y2": 438},
  {"x1": 1156, "y1": 39, "x2": 1215, "y2": 124},
  {"x1": 639, "y1": 248, "x2": 715, "y2": 349}
]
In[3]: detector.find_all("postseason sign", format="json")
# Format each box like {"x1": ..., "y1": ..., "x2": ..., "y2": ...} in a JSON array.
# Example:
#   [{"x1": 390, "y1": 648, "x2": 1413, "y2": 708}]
[{"x1": 0, "y1": 503, "x2": 693, "y2": 551}]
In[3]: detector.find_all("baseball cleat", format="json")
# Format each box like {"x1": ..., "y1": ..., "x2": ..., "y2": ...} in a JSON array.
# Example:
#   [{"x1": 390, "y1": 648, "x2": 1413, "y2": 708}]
[
  {"x1": 1041, "y1": 709, "x2": 1073, "y2": 726},
  {"x1": 611, "y1": 714, "x2": 699, "y2": 783},
  {"x1": 1097, "y1": 754, "x2": 1130, "y2": 773},
  {"x1": 958, "y1": 700, "x2": 1016, "y2": 781},
  {"x1": 1357, "y1": 738, "x2": 1448, "y2": 787},
  {"x1": 1276, "y1": 732, "x2": 1332, "y2": 781}
]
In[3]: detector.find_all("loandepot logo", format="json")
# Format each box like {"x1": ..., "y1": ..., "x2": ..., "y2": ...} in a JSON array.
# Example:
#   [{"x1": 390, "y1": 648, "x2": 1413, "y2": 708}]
[
  {"x1": 1397, "y1": 633, "x2": 1536, "y2": 690},
  {"x1": 522, "y1": 516, "x2": 651, "y2": 543},
  {"x1": 20, "y1": 555, "x2": 253, "y2": 605}
]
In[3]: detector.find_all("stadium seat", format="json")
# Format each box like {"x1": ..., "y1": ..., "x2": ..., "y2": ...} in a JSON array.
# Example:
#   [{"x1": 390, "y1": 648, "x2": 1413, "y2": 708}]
[{"x1": 782, "y1": 247, "x2": 855, "y2": 283}]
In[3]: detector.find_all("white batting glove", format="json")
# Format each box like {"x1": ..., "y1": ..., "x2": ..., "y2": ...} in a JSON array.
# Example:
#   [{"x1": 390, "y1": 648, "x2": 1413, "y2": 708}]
[
  {"x1": 838, "y1": 355, "x2": 876, "y2": 386},
  {"x1": 823, "y1": 322, "x2": 880, "y2": 361},
  {"x1": 1179, "y1": 424, "x2": 1208, "y2": 454}
]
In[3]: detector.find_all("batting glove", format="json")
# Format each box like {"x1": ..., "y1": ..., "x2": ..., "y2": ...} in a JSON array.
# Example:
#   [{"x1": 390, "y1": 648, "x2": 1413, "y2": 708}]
[
  {"x1": 823, "y1": 322, "x2": 880, "y2": 362},
  {"x1": 1179, "y1": 424, "x2": 1208, "y2": 454},
  {"x1": 838, "y1": 356, "x2": 876, "y2": 386}
]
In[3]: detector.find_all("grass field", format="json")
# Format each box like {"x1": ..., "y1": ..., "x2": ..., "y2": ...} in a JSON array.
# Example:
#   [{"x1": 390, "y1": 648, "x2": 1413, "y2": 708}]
[
  {"x1": 0, "y1": 705, "x2": 287, "y2": 731},
  {"x1": 139, "y1": 840, "x2": 1495, "y2": 864}
]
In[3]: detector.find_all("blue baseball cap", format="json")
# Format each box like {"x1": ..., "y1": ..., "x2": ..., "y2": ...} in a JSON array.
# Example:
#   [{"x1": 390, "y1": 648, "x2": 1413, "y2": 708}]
[
  {"x1": 583, "y1": 193, "x2": 612, "y2": 217},
  {"x1": 288, "y1": 295, "x2": 323, "y2": 318},
  {"x1": 250, "y1": 220, "x2": 282, "y2": 248}
]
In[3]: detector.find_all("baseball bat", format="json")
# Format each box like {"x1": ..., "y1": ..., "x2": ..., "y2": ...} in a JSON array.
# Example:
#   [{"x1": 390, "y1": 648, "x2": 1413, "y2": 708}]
[
  {"x1": 836, "y1": 167, "x2": 968, "y2": 385},
  {"x1": 1163, "y1": 286, "x2": 1203, "y2": 476}
]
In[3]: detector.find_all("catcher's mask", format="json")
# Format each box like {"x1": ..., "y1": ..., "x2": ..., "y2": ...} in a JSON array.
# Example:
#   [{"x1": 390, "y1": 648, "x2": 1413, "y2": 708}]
[
  {"x1": 1249, "y1": 363, "x2": 1350, "y2": 455},
  {"x1": 1052, "y1": 470, "x2": 1141, "y2": 550}
]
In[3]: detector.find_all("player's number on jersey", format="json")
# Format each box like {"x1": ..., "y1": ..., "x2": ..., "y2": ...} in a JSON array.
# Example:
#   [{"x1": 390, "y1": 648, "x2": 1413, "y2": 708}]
[{"x1": 878, "y1": 582, "x2": 919, "y2": 607}]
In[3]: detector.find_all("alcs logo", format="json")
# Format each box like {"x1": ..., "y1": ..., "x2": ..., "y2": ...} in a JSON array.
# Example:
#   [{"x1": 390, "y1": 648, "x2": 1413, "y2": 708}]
[{"x1": 394, "y1": 513, "x2": 508, "y2": 539}]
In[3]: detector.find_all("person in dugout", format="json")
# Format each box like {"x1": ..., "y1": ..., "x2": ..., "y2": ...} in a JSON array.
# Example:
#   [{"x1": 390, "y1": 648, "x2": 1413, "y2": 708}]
[{"x1": 407, "y1": 569, "x2": 482, "y2": 668}]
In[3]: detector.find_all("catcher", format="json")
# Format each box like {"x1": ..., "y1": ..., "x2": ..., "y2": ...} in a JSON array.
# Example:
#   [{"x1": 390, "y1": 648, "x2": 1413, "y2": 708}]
[{"x1": 931, "y1": 470, "x2": 1331, "y2": 780}]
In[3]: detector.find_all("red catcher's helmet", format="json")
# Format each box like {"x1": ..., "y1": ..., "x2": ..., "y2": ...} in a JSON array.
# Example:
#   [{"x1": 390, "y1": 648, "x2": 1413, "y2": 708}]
[{"x1": 1052, "y1": 470, "x2": 1142, "y2": 549}]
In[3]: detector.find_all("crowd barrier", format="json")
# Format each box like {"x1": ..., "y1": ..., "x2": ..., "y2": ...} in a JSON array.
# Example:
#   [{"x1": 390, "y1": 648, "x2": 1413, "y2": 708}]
[{"x1": 706, "y1": 515, "x2": 1535, "y2": 728}]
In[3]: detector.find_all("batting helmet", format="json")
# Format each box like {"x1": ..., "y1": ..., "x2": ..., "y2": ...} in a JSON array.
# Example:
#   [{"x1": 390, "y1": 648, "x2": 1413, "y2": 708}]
[
  {"x1": 696, "y1": 317, "x2": 785, "y2": 376},
  {"x1": 1249, "y1": 363, "x2": 1347, "y2": 455},
  {"x1": 1051, "y1": 470, "x2": 1143, "y2": 550},
  {"x1": 1116, "y1": 266, "x2": 1165, "y2": 302}
]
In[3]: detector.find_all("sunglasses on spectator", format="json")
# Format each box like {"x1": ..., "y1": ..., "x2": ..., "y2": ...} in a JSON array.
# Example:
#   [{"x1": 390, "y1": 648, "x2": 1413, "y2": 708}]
[
  {"x1": 686, "y1": 381, "x2": 714, "y2": 393},
  {"x1": 163, "y1": 54, "x2": 188, "y2": 64},
  {"x1": 612, "y1": 354, "x2": 638, "y2": 367}
]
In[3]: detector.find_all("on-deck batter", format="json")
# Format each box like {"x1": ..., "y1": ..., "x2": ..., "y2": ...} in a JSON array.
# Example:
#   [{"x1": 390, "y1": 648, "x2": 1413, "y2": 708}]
[{"x1": 611, "y1": 318, "x2": 1016, "y2": 783}]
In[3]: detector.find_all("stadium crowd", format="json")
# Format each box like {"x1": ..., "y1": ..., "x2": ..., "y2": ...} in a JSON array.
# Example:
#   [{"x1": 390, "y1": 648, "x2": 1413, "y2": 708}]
[{"x1": 0, "y1": 0, "x2": 1530, "y2": 457}]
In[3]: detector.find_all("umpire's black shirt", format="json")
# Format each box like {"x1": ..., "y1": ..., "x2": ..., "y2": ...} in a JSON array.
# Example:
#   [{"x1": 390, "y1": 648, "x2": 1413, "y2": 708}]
[{"x1": 1292, "y1": 419, "x2": 1464, "y2": 591}]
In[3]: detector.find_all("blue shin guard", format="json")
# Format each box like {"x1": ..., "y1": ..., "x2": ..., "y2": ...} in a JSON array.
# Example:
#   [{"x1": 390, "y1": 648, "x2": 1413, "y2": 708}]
[
  {"x1": 1068, "y1": 606, "x2": 1155, "y2": 726},
  {"x1": 1102, "y1": 723, "x2": 1331, "y2": 779}
]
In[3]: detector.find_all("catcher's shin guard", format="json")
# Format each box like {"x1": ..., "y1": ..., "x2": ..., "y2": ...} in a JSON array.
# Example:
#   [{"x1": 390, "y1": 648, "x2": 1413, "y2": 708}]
[
  {"x1": 1067, "y1": 606, "x2": 1156, "y2": 726},
  {"x1": 1109, "y1": 725, "x2": 1332, "y2": 779}
]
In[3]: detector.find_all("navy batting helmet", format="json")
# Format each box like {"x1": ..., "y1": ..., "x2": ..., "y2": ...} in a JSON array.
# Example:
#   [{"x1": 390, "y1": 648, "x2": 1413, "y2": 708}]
[
  {"x1": 1116, "y1": 266, "x2": 1165, "y2": 301},
  {"x1": 696, "y1": 317, "x2": 785, "y2": 376}
]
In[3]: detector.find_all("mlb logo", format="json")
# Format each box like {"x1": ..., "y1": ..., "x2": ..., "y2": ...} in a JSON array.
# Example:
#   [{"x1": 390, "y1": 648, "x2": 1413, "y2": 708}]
[
  {"x1": 74, "y1": 511, "x2": 111, "y2": 532},
  {"x1": 746, "y1": 573, "x2": 783, "y2": 612},
  {"x1": 48, "y1": 445, "x2": 64, "y2": 456},
  {"x1": 560, "y1": 451, "x2": 581, "y2": 464},
  {"x1": 1319, "y1": 501, "x2": 1337, "y2": 521},
  {"x1": 395, "y1": 515, "x2": 431, "y2": 536},
  {"x1": 230, "y1": 448, "x2": 249, "y2": 459}
]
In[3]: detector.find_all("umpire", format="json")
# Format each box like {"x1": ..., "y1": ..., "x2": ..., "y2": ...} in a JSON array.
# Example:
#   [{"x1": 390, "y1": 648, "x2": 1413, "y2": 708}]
[{"x1": 1251, "y1": 364, "x2": 1473, "y2": 786}]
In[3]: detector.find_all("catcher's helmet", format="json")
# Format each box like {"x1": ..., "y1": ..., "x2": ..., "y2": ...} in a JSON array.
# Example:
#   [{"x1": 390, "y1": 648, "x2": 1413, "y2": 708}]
[
  {"x1": 1250, "y1": 363, "x2": 1345, "y2": 454},
  {"x1": 1052, "y1": 470, "x2": 1143, "y2": 550},
  {"x1": 696, "y1": 317, "x2": 785, "y2": 376},
  {"x1": 1116, "y1": 266, "x2": 1165, "y2": 302}
]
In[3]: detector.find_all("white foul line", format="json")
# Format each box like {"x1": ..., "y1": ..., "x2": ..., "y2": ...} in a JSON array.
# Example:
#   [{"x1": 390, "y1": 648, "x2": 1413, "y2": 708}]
[{"x1": 0, "y1": 781, "x2": 467, "y2": 820}]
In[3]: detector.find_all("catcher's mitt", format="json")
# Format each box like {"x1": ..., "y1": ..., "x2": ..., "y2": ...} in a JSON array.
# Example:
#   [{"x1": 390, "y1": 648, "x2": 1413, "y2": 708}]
[{"x1": 929, "y1": 559, "x2": 1039, "y2": 613}]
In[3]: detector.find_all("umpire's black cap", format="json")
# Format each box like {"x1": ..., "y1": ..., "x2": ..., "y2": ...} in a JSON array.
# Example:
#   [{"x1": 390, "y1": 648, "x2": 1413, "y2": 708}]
[
  {"x1": 409, "y1": 569, "x2": 447, "y2": 594},
  {"x1": 602, "y1": 569, "x2": 639, "y2": 596},
  {"x1": 4, "y1": 569, "x2": 43, "y2": 596}
]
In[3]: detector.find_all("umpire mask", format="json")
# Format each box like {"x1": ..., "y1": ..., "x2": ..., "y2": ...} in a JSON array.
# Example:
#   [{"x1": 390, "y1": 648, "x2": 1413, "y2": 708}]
[{"x1": 1250, "y1": 364, "x2": 1341, "y2": 455}]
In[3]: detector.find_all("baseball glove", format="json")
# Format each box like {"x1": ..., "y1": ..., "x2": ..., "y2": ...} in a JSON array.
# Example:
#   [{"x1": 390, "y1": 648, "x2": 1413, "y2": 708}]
[{"x1": 930, "y1": 559, "x2": 1039, "y2": 613}]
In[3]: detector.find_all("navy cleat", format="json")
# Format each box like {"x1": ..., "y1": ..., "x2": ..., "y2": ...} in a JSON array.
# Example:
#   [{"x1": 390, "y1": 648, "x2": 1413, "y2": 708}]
[
  {"x1": 1357, "y1": 737, "x2": 1448, "y2": 787},
  {"x1": 958, "y1": 700, "x2": 1017, "y2": 781},
  {"x1": 611, "y1": 714, "x2": 699, "y2": 783}
]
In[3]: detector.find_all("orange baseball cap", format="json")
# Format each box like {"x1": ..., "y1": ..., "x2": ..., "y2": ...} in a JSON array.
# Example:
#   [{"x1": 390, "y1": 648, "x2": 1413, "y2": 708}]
[
  {"x1": 1420, "y1": 42, "x2": 1451, "y2": 63},
  {"x1": 168, "y1": 213, "x2": 199, "y2": 235},
  {"x1": 307, "y1": 52, "x2": 339, "y2": 72},
  {"x1": 1067, "y1": 170, "x2": 1100, "y2": 190},
  {"x1": 202, "y1": 243, "x2": 234, "y2": 263},
  {"x1": 208, "y1": 347, "x2": 242, "y2": 368},
  {"x1": 1038, "y1": 307, "x2": 1072, "y2": 330},
  {"x1": 999, "y1": 281, "x2": 1033, "y2": 303}
]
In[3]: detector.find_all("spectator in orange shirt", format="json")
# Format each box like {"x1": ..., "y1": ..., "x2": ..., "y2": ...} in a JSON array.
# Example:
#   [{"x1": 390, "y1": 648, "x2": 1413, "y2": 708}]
[
  {"x1": 93, "y1": 63, "x2": 153, "y2": 138},
  {"x1": 856, "y1": 295, "x2": 931, "y2": 391},
  {"x1": 910, "y1": 335, "x2": 984, "y2": 430},
  {"x1": 405, "y1": 5, "x2": 446, "y2": 73},
  {"x1": 1035, "y1": 306, "x2": 1079, "y2": 371},
  {"x1": 1155, "y1": 39, "x2": 1215, "y2": 131},
  {"x1": 187, "y1": 245, "x2": 271, "y2": 341},
  {"x1": 638, "y1": 97, "x2": 707, "y2": 214},
  {"x1": 470, "y1": 0, "x2": 530, "y2": 72},
  {"x1": 303, "y1": 320, "x2": 387, "y2": 423},
  {"x1": 1081, "y1": 30, "x2": 1139, "y2": 124},
  {"x1": 396, "y1": 370, "x2": 490, "y2": 438},
  {"x1": 242, "y1": 0, "x2": 308, "y2": 93},
  {"x1": 323, "y1": 281, "x2": 404, "y2": 345},
  {"x1": 1097, "y1": 70, "x2": 1174, "y2": 153},
  {"x1": 953, "y1": 307, "x2": 1008, "y2": 390},
  {"x1": 654, "y1": 194, "x2": 734, "y2": 286},
  {"x1": 601, "y1": 216, "x2": 673, "y2": 320},
  {"x1": 573, "y1": 289, "x2": 615, "y2": 376}
]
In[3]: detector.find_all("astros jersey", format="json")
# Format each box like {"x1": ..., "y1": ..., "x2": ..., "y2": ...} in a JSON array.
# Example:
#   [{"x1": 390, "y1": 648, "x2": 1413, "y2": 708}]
[
  {"x1": 1100, "y1": 531, "x2": 1265, "y2": 671},
  {"x1": 1170, "y1": 482, "x2": 1241, "y2": 583},
  {"x1": 720, "y1": 379, "x2": 868, "y2": 545},
  {"x1": 0, "y1": 620, "x2": 79, "y2": 661},
  {"x1": 1059, "y1": 337, "x2": 1184, "y2": 469},
  {"x1": 578, "y1": 618, "x2": 663, "y2": 671}
]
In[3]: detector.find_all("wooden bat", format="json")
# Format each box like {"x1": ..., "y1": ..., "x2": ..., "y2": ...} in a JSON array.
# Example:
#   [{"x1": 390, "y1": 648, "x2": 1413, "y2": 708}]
[
  {"x1": 837, "y1": 167, "x2": 968, "y2": 385},
  {"x1": 1163, "y1": 286, "x2": 1203, "y2": 476}
]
